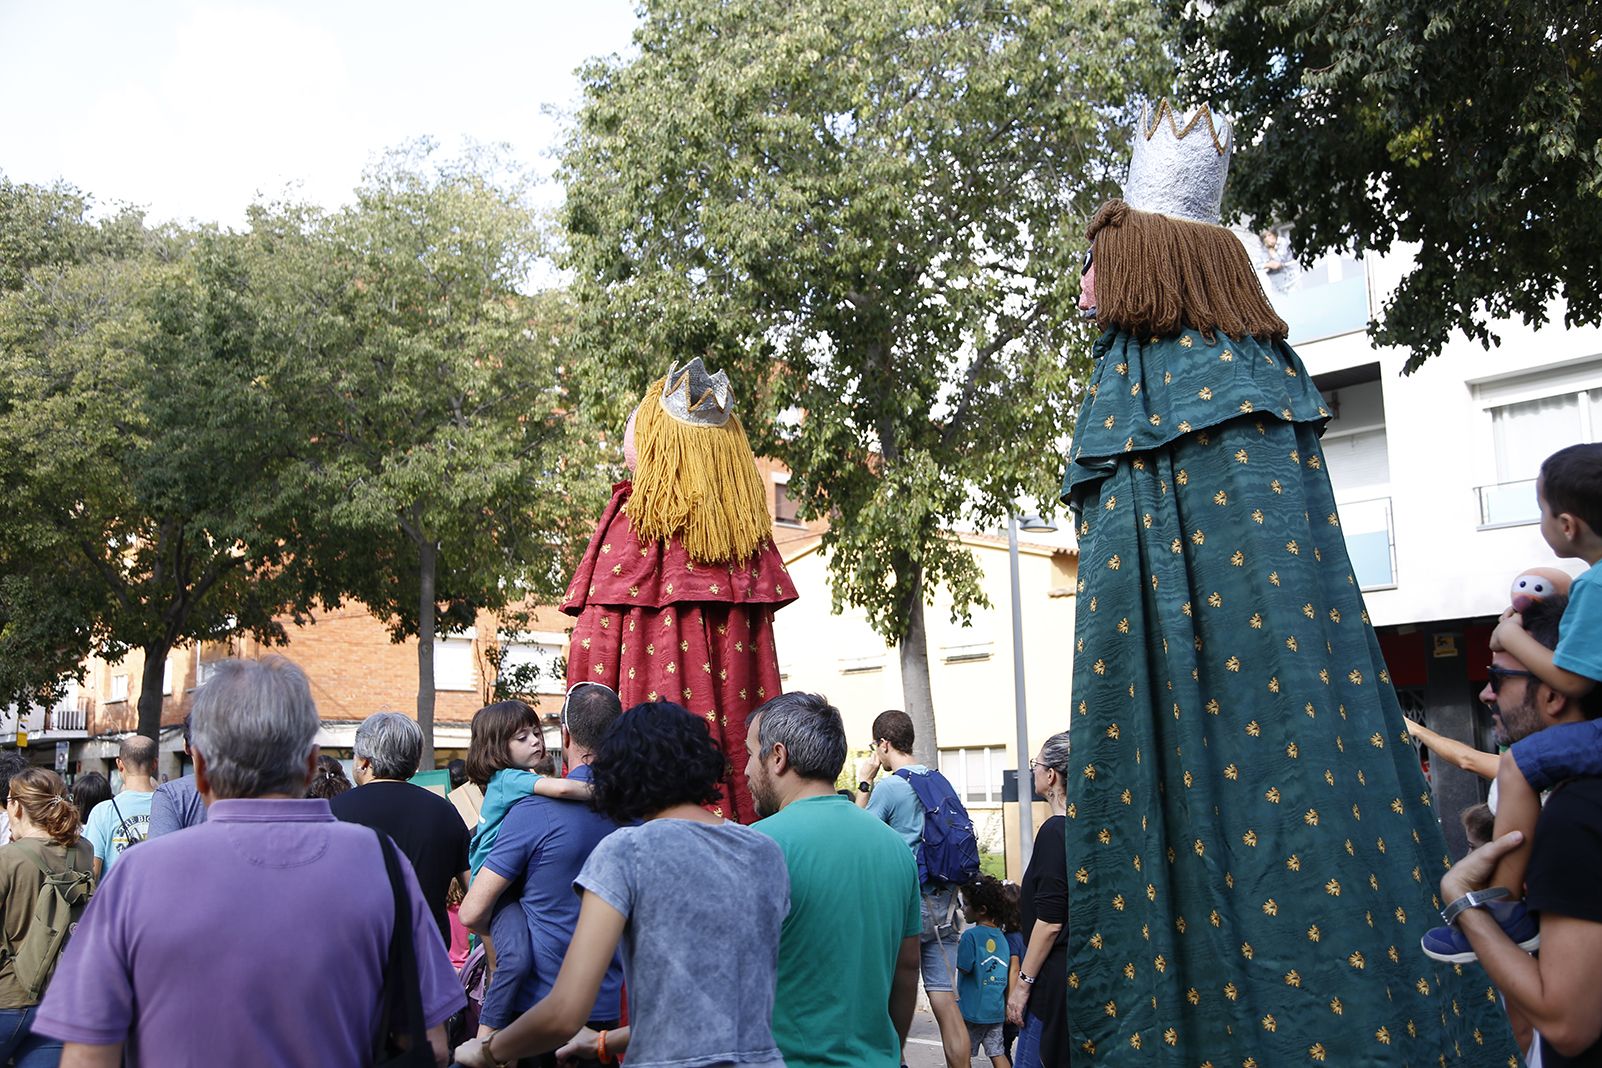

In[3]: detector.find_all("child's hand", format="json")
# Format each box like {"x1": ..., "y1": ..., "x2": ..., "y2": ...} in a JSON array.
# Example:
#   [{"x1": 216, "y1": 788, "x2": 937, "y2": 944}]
[
  {"x1": 1490, "y1": 612, "x2": 1525, "y2": 653},
  {"x1": 555, "y1": 1026, "x2": 599, "y2": 1062}
]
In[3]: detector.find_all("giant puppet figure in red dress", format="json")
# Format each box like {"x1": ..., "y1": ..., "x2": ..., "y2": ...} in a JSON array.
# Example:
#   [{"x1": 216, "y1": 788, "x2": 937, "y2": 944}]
[{"x1": 560, "y1": 358, "x2": 796, "y2": 824}]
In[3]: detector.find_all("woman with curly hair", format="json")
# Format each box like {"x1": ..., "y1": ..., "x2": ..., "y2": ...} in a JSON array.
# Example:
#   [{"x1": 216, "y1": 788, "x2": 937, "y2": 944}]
[
  {"x1": 454, "y1": 702, "x2": 790, "y2": 1068},
  {"x1": 0, "y1": 768, "x2": 93, "y2": 1066}
]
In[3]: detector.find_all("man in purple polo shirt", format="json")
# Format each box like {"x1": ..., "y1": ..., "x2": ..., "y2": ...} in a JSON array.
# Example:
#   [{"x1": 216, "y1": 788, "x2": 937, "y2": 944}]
[
  {"x1": 35, "y1": 656, "x2": 464, "y2": 1067},
  {"x1": 459, "y1": 682, "x2": 624, "y2": 1068}
]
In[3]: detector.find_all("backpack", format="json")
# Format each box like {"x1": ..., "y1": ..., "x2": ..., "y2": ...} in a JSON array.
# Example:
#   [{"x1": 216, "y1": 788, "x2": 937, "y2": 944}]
[
  {"x1": 0, "y1": 839, "x2": 93, "y2": 1001},
  {"x1": 893, "y1": 768, "x2": 981, "y2": 886}
]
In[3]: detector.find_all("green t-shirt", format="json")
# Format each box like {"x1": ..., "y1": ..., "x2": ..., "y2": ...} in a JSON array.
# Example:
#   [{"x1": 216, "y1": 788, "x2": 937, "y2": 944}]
[{"x1": 755, "y1": 794, "x2": 921, "y2": 1068}]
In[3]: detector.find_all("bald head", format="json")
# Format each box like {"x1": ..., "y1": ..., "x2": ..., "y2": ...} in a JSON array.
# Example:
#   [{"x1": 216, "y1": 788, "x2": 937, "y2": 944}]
[{"x1": 119, "y1": 735, "x2": 158, "y2": 775}]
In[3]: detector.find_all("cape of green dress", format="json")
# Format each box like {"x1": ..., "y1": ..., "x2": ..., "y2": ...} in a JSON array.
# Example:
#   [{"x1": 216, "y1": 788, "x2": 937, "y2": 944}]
[{"x1": 1060, "y1": 327, "x2": 1519, "y2": 1066}]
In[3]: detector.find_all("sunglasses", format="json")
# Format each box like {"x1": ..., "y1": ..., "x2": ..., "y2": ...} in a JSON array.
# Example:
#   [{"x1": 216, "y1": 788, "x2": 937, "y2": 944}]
[
  {"x1": 1487, "y1": 666, "x2": 1535, "y2": 694},
  {"x1": 559, "y1": 680, "x2": 616, "y2": 731}
]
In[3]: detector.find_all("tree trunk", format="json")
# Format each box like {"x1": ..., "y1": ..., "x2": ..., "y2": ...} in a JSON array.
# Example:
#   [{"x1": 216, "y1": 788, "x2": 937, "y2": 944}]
[
  {"x1": 415, "y1": 538, "x2": 439, "y2": 771},
  {"x1": 136, "y1": 643, "x2": 170, "y2": 742},
  {"x1": 896, "y1": 563, "x2": 939, "y2": 768}
]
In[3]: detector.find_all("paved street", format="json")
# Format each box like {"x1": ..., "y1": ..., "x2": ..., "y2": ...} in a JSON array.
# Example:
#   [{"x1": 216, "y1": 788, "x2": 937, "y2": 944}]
[{"x1": 903, "y1": 1007, "x2": 992, "y2": 1068}]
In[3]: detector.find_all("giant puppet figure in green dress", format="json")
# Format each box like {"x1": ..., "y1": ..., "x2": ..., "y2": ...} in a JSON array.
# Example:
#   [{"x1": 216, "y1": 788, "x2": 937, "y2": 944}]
[{"x1": 1061, "y1": 102, "x2": 1519, "y2": 1065}]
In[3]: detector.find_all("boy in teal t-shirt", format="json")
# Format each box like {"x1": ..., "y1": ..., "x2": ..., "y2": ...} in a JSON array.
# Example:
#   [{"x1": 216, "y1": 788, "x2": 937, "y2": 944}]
[
  {"x1": 1423, "y1": 444, "x2": 1602, "y2": 963},
  {"x1": 957, "y1": 877, "x2": 1012, "y2": 1068}
]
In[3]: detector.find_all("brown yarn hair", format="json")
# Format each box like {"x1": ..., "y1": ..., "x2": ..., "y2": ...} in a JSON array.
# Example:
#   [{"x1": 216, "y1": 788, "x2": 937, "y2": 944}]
[
  {"x1": 8, "y1": 768, "x2": 81, "y2": 846},
  {"x1": 1087, "y1": 199, "x2": 1287, "y2": 342},
  {"x1": 465, "y1": 700, "x2": 540, "y2": 789}
]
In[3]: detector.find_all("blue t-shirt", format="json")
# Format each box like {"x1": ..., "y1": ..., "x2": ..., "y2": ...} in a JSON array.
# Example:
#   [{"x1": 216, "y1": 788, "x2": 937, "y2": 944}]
[
  {"x1": 469, "y1": 768, "x2": 542, "y2": 877},
  {"x1": 865, "y1": 764, "x2": 927, "y2": 854},
  {"x1": 956, "y1": 923, "x2": 1009, "y2": 1025},
  {"x1": 1554, "y1": 566, "x2": 1602, "y2": 683},
  {"x1": 85, "y1": 791, "x2": 155, "y2": 871},
  {"x1": 1005, "y1": 930, "x2": 1025, "y2": 967},
  {"x1": 483, "y1": 764, "x2": 623, "y2": 1017},
  {"x1": 149, "y1": 775, "x2": 206, "y2": 838}
]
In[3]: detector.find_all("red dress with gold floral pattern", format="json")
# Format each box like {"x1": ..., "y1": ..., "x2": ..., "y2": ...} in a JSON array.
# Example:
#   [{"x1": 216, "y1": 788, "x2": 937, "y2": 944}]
[{"x1": 560, "y1": 482, "x2": 797, "y2": 824}]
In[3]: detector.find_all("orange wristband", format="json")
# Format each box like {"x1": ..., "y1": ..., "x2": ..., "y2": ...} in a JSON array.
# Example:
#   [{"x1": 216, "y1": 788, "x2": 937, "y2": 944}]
[{"x1": 596, "y1": 1028, "x2": 615, "y2": 1065}]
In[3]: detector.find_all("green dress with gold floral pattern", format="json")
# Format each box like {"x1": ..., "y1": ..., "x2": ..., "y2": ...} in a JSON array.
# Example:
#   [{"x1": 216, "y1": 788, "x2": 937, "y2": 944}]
[{"x1": 1060, "y1": 327, "x2": 1519, "y2": 1065}]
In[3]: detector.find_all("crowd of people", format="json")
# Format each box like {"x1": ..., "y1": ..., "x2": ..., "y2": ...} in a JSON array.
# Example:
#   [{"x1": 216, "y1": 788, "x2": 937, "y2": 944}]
[
  {"x1": 0, "y1": 448, "x2": 1597, "y2": 1066},
  {"x1": 0, "y1": 654, "x2": 1068, "y2": 1068}
]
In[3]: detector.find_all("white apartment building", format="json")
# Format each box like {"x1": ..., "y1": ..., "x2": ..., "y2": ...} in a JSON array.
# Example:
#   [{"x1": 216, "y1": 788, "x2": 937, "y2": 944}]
[{"x1": 1267, "y1": 232, "x2": 1602, "y2": 856}]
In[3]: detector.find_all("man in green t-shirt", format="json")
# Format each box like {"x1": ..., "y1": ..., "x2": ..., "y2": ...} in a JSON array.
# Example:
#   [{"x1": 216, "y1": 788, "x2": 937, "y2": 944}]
[{"x1": 747, "y1": 693, "x2": 922, "y2": 1068}]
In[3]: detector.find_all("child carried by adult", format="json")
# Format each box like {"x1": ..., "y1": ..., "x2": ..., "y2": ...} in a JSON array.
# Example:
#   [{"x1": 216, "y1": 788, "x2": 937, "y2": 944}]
[
  {"x1": 459, "y1": 698, "x2": 593, "y2": 1038},
  {"x1": 1424, "y1": 443, "x2": 1602, "y2": 961}
]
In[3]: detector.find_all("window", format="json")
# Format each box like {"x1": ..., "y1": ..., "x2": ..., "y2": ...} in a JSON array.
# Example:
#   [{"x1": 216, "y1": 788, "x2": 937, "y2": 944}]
[
  {"x1": 1480, "y1": 388, "x2": 1601, "y2": 526},
  {"x1": 773, "y1": 477, "x2": 802, "y2": 526},
  {"x1": 162, "y1": 658, "x2": 173, "y2": 696},
  {"x1": 938, "y1": 745, "x2": 1007, "y2": 805},
  {"x1": 109, "y1": 674, "x2": 129, "y2": 703},
  {"x1": 433, "y1": 631, "x2": 478, "y2": 692},
  {"x1": 940, "y1": 640, "x2": 993, "y2": 664},
  {"x1": 839, "y1": 654, "x2": 885, "y2": 675},
  {"x1": 1341, "y1": 498, "x2": 1397, "y2": 590},
  {"x1": 498, "y1": 632, "x2": 568, "y2": 695}
]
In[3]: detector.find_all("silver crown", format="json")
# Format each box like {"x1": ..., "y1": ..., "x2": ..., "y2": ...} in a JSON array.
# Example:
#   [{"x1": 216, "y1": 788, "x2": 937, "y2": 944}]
[
  {"x1": 659, "y1": 357, "x2": 734, "y2": 427},
  {"x1": 1122, "y1": 100, "x2": 1233, "y2": 225}
]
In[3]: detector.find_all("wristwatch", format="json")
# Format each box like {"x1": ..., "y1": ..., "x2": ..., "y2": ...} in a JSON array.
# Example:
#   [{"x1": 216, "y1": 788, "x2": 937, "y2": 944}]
[
  {"x1": 857, "y1": 780, "x2": 873, "y2": 794},
  {"x1": 1440, "y1": 886, "x2": 1510, "y2": 926}
]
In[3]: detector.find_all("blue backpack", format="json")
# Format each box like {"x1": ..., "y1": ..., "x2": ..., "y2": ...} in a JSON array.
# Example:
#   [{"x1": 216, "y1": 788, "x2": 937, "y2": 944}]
[{"x1": 894, "y1": 768, "x2": 981, "y2": 886}]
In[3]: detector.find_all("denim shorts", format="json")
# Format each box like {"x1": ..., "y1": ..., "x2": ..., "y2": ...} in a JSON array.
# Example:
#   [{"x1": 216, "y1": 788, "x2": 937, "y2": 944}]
[
  {"x1": 918, "y1": 885, "x2": 960, "y2": 993},
  {"x1": 1510, "y1": 717, "x2": 1602, "y2": 792}
]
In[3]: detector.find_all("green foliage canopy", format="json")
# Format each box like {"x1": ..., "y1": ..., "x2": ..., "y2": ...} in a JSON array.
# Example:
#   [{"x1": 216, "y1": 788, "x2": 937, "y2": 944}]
[
  {"x1": 1177, "y1": 0, "x2": 1601, "y2": 369},
  {"x1": 0, "y1": 183, "x2": 325, "y2": 737},
  {"x1": 561, "y1": 0, "x2": 1169, "y2": 757},
  {"x1": 251, "y1": 143, "x2": 613, "y2": 766}
]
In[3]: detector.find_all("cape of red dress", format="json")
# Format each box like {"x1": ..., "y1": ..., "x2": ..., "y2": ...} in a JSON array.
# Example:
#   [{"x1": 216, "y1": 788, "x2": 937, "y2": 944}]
[{"x1": 560, "y1": 481, "x2": 798, "y2": 824}]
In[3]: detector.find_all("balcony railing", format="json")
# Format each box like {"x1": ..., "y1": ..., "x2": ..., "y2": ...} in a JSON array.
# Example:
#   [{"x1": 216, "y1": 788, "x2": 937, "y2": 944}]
[
  {"x1": 1275, "y1": 274, "x2": 1370, "y2": 345},
  {"x1": 1476, "y1": 478, "x2": 1540, "y2": 528},
  {"x1": 1339, "y1": 496, "x2": 1397, "y2": 591}
]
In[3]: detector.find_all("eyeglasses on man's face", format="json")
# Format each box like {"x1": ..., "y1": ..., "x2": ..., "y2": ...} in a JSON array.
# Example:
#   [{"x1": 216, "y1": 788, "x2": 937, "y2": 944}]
[{"x1": 1487, "y1": 665, "x2": 1536, "y2": 694}]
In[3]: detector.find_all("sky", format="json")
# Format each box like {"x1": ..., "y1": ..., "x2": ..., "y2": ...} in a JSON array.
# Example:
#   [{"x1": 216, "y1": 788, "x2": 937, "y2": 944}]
[{"x1": 0, "y1": 0, "x2": 641, "y2": 225}]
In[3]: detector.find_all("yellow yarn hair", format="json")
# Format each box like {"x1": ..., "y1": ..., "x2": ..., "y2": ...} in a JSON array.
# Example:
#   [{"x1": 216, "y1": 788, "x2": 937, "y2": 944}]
[{"x1": 624, "y1": 376, "x2": 772, "y2": 565}]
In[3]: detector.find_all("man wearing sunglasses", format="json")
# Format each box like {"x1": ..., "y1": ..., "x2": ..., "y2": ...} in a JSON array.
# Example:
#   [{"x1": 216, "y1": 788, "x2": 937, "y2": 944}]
[{"x1": 1437, "y1": 593, "x2": 1602, "y2": 1064}]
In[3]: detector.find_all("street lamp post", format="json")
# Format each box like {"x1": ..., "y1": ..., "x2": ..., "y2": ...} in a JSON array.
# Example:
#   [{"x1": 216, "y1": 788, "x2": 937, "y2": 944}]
[{"x1": 1008, "y1": 510, "x2": 1057, "y2": 873}]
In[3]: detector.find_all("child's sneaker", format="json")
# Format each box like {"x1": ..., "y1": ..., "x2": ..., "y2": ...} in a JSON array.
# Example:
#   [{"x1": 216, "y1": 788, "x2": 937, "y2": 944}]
[{"x1": 1421, "y1": 900, "x2": 1539, "y2": 963}]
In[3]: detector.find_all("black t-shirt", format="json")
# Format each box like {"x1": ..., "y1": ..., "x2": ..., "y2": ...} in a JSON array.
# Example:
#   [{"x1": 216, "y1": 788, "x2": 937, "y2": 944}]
[
  {"x1": 330, "y1": 781, "x2": 470, "y2": 947},
  {"x1": 1020, "y1": 813, "x2": 1069, "y2": 1068},
  {"x1": 1525, "y1": 776, "x2": 1602, "y2": 1067}
]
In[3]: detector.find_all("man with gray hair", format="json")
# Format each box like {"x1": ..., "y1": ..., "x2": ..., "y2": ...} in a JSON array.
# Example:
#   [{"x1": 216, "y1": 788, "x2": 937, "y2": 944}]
[
  {"x1": 746, "y1": 692, "x2": 922, "y2": 1068},
  {"x1": 33, "y1": 656, "x2": 464, "y2": 1066},
  {"x1": 332, "y1": 711, "x2": 470, "y2": 948}
]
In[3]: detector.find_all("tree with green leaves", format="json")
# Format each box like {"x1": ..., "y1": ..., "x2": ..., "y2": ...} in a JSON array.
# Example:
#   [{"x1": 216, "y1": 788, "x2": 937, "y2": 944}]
[
  {"x1": 0, "y1": 213, "x2": 325, "y2": 740},
  {"x1": 254, "y1": 144, "x2": 612, "y2": 769},
  {"x1": 560, "y1": 0, "x2": 1169, "y2": 762},
  {"x1": 1175, "y1": 0, "x2": 1600, "y2": 369}
]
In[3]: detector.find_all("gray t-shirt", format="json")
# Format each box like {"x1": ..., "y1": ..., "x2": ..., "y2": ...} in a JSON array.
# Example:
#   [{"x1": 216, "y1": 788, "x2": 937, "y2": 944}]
[{"x1": 576, "y1": 819, "x2": 789, "y2": 1068}]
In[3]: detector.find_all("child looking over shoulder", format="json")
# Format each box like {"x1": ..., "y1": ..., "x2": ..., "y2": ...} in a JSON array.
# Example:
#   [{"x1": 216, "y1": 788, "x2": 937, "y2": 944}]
[
  {"x1": 467, "y1": 701, "x2": 592, "y2": 874},
  {"x1": 462, "y1": 700, "x2": 591, "y2": 1039},
  {"x1": 958, "y1": 875, "x2": 1014, "y2": 1068},
  {"x1": 1424, "y1": 443, "x2": 1602, "y2": 963}
]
